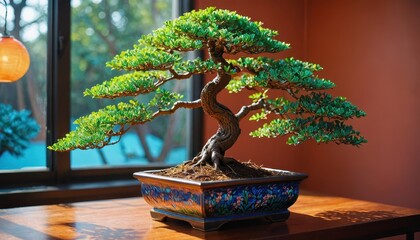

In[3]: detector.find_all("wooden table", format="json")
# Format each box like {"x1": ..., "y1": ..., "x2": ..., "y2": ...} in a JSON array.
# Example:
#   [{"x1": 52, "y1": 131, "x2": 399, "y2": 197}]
[{"x1": 0, "y1": 192, "x2": 419, "y2": 240}]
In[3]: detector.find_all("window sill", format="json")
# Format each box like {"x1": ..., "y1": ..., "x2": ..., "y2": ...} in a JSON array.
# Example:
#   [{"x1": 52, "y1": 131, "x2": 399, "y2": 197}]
[{"x1": 0, "y1": 179, "x2": 140, "y2": 208}]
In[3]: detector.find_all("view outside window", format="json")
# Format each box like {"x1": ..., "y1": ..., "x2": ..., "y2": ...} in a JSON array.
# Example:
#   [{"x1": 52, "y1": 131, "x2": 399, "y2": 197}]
[
  {"x1": 70, "y1": 0, "x2": 188, "y2": 168},
  {"x1": 0, "y1": 0, "x2": 48, "y2": 170}
]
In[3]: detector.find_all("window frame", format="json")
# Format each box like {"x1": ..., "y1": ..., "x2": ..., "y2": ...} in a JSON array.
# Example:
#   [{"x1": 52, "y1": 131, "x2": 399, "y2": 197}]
[{"x1": 0, "y1": 0, "x2": 202, "y2": 207}]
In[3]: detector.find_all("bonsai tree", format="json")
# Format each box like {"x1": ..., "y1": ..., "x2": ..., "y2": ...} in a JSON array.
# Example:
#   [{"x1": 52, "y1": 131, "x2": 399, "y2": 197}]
[
  {"x1": 0, "y1": 103, "x2": 40, "y2": 157},
  {"x1": 49, "y1": 7, "x2": 366, "y2": 173}
]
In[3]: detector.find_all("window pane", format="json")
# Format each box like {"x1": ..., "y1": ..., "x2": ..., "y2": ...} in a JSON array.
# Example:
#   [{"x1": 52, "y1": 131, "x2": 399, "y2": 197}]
[
  {"x1": 0, "y1": 0, "x2": 48, "y2": 171},
  {"x1": 70, "y1": 0, "x2": 188, "y2": 168}
]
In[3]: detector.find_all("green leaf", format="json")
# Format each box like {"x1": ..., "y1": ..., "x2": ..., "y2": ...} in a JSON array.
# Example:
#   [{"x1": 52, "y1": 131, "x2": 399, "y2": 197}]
[
  {"x1": 149, "y1": 88, "x2": 184, "y2": 111},
  {"x1": 249, "y1": 111, "x2": 268, "y2": 121}
]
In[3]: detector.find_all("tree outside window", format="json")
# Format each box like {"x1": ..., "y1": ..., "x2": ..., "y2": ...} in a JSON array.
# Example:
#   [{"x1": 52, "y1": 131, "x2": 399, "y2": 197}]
[{"x1": 0, "y1": 0, "x2": 189, "y2": 171}]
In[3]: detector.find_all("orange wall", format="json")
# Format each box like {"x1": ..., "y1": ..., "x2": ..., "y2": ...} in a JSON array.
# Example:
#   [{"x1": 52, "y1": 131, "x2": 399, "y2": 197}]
[
  {"x1": 195, "y1": 0, "x2": 420, "y2": 209},
  {"x1": 300, "y1": 0, "x2": 420, "y2": 209}
]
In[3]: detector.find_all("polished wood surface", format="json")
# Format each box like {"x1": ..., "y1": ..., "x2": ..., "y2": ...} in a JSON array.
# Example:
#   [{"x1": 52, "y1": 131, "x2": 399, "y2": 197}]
[{"x1": 0, "y1": 192, "x2": 419, "y2": 239}]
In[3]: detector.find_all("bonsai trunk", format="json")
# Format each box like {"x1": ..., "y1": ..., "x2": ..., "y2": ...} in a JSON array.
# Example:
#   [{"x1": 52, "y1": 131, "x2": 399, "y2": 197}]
[{"x1": 193, "y1": 41, "x2": 240, "y2": 170}]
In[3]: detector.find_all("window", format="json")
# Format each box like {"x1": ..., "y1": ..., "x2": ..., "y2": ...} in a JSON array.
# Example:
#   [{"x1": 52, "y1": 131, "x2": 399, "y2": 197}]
[
  {"x1": 0, "y1": 0, "x2": 48, "y2": 171},
  {"x1": 0, "y1": 0, "x2": 200, "y2": 206},
  {"x1": 70, "y1": 0, "x2": 188, "y2": 168}
]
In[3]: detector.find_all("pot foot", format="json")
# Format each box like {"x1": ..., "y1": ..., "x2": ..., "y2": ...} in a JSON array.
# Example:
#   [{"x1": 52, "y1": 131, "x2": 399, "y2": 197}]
[
  {"x1": 150, "y1": 209, "x2": 168, "y2": 221},
  {"x1": 189, "y1": 221, "x2": 226, "y2": 232},
  {"x1": 150, "y1": 208, "x2": 291, "y2": 231},
  {"x1": 150, "y1": 208, "x2": 226, "y2": 231},
  {"x1": 265, "y1": 210, "x2": 290, "y2": 222}
]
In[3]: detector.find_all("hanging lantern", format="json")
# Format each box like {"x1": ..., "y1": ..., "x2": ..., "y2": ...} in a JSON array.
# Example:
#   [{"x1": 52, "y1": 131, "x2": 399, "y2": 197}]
[
  {"x1": 0, "y1": 35, "x2": 30, "y2": 82},
  {"x1": 0, "y1": 0, "x2": 30, "y2": 83}
]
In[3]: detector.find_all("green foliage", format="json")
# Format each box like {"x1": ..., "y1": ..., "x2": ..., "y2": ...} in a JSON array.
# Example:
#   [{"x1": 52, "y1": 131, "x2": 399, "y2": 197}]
[
  {"x1": 142, "y1": 26, "x2": 204, "y2": 51},
  {"x1": 88, "y1": 58, "x2": 219, "y2": 100},
  {"x1": 226, "y1": 54, "x2": 365, "y2": 146},
  {"x1": 49, "y1": 100, "x2": 153, "y2": 151},
  {"x1": 250, "y1": 118, "x2": 366, "y2": 146},
  {"x1": 227, "y1": 57, "x2": 335, "y2": 93},
  {"x1": 261, "y1": 93, "x2": 366, "y2": 119},
  {"x1": 149, "y1": 88, "x2": 184, "y2": 111},
  {"x1": 170, "y1": 7, "x2": 290, "y2": 54},
  {"x1": 84, "y1": 71, "x2": 167, "y2": 99},
  {"x1": 173, "y1": 58, "x2": 220, "y2": 74},
  {"x1": 50, "y1": 85, "x2": 187, "y2": 151},
  {"x1": 249, "y1": 92, "x2": 367, "y2": 146},
  {"x1": 249, "y1": 111, "x2": 268, "y2": 121},
  {"x1": 51, "y1": 7, "x2": 366, "y2": 152},
  {"x1": 107, "y1": 44, "x2": 182, "y2": 71},
  {"x1": 0, "y1": 104, "x2": 40, "y2": 157}
]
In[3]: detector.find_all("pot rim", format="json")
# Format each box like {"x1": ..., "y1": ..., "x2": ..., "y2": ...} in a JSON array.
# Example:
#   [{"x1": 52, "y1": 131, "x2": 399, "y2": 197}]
[{"x1": 133, "y1": 168, "x2": 308, "y2": 188}]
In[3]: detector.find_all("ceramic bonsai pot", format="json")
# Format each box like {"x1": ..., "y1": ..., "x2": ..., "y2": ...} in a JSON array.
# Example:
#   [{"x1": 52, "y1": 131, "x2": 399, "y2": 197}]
[{"x1": 133, "y1": 169, "x2": 307, "y2": 231}]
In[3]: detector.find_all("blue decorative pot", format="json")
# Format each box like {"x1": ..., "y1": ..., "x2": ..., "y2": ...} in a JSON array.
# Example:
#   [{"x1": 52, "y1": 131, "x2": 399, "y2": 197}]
[{"x1": 133, "y1": 168, "x2": 307, "y2": 231}]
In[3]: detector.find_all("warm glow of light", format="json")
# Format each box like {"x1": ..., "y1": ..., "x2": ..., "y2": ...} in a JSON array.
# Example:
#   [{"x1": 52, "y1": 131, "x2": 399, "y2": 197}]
[{"x1": 0, "y1": 36, "x2": 31, "y2": 82}]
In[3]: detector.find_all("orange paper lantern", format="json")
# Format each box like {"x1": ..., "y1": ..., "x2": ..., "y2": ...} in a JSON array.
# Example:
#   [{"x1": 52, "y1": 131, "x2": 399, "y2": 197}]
[{"x1": 0, "y1": 36, "x2": 30, "y2": 82}]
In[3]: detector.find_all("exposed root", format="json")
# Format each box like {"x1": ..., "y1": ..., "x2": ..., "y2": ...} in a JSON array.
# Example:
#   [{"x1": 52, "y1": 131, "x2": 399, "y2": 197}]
[
  {"x1": 191, "y1": 138, "x2": 226, "y2": 171},
  {"x1": 191, "y1": 151, "x2": 209, "y2": 167},
  {"x1": 212, "y1": 151, "x2": 225, "y2": 171}
]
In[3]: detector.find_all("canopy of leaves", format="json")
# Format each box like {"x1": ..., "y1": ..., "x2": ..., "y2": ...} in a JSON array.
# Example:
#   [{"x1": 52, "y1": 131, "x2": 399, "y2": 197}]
[
  {"x1": 84, "y1": 71, "x2": 168, "y2": 99},
  {"x1": 86, "y1": 58, "x2": 220, "y2": 99},
  {"x1": 49, "y1": 100, "x2": 152, "y2": 151},
  {"x1": 249, "y1": 93, "x2": 366, "y2": 145},
  {"x1": 227, "y1": 56, "x2": 366, "y2": 146},
  {"x1": 156, "y1": 7, "x2": 290, "y2": 54},
  {"x1": 50, "y1": 7, "x2": 366, "y2": 151},
  {"x1": 227, "y1": 57, "x2": 335, "y2": 92},
  {"x1": 251, "y1": 118, "x2": 366, "y2": 146}
]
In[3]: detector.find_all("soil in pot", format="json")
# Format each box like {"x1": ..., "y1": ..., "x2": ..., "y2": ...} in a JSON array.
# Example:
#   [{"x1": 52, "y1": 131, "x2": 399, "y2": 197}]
[{"x1": 154, "y1": 158, "x2": 288, "y2": 181}]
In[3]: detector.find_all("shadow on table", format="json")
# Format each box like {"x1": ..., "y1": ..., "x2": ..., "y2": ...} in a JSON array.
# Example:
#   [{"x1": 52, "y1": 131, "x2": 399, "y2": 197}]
[
  {"x1": 0, "y1": 217, "x2": 144, "y2": 240},
  {"x1": 146, "y1": 213, "x2": 307, "y2": 240},
  {"x1": 60, "y1": 222, "x2": 141, "y2": 240},
  {"x1": 0, "y1": 218, "x2": 62, "y2": 240},
  {"x1": 145, "y1": 209, "x2": 404, "y2": 240},
  {"x1": 315, "y1": 210, "x2": 401, "y2": 223}
]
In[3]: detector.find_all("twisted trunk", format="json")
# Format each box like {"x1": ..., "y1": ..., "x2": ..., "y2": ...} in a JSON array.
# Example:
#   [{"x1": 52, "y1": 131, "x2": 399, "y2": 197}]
[{"x1": 193, "y1": 41, "x2": 241, "y2": 170}]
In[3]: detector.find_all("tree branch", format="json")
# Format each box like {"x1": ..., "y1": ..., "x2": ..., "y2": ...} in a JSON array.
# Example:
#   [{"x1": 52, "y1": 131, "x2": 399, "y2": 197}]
[
  {"x1": 168, "y1": 69, "x2": 195, "y2": 80},
  {"x1": 151, "y1": 99, "x2": 201, "y2": 119},
  {"x1": 235, "y1": 99, "x2": 265, "y2": 121},
  {"x1": 166, "y1": 67, "x2": 217, "y2": 83}
]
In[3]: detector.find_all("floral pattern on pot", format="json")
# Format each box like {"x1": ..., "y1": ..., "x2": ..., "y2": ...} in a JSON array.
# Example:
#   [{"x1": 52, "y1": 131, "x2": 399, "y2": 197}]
[
  {"x1": 204, "y1": 182, "x2": 299, "y2": 217},
  {"x1": 141, "y1": 183, "x2": 203, "y2": 217},
  {"x1": 141, "y1": 180, "x2": 300, "y2": 219}
]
